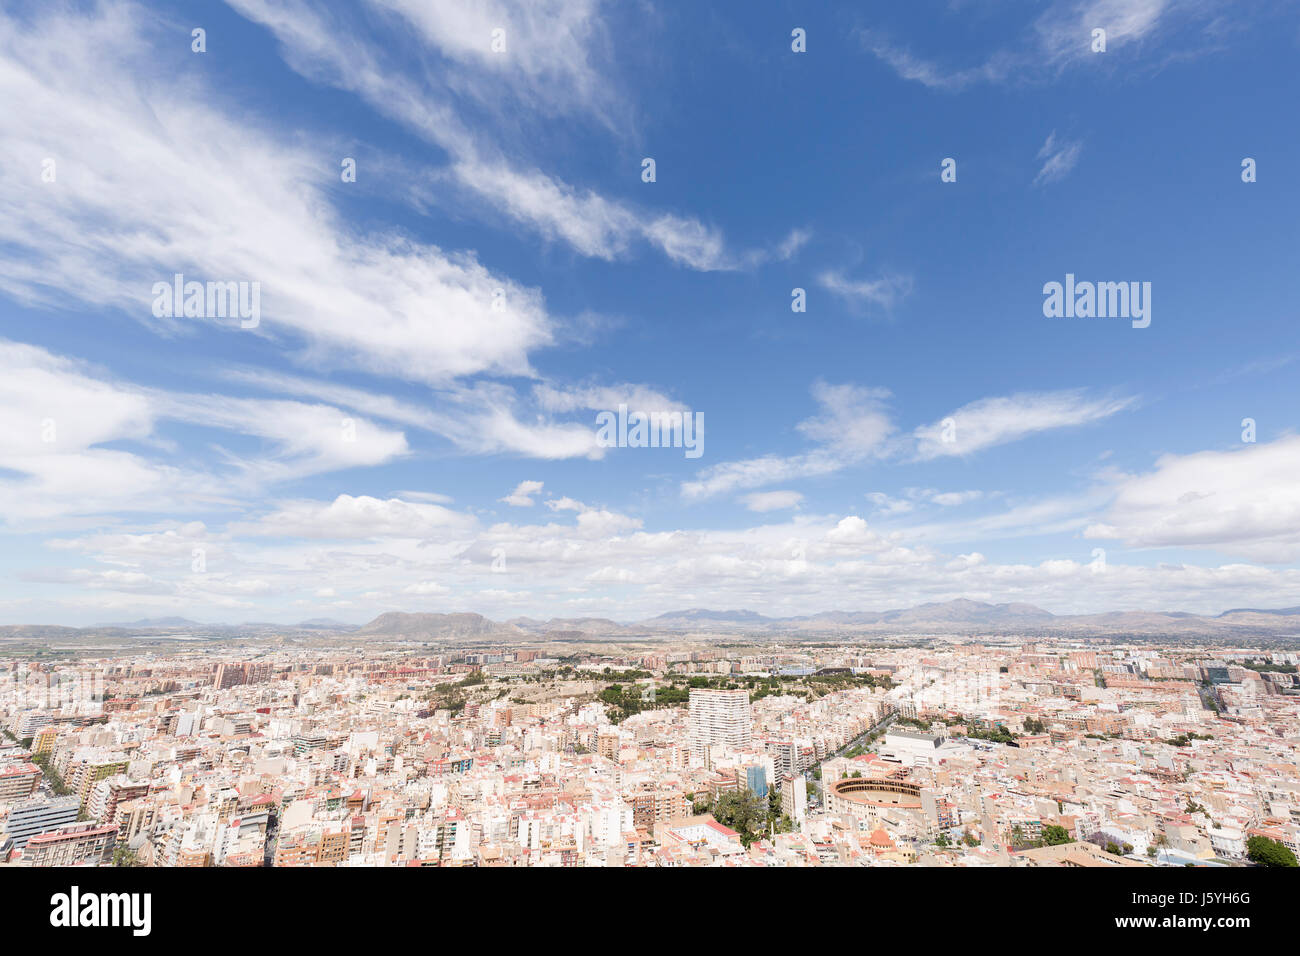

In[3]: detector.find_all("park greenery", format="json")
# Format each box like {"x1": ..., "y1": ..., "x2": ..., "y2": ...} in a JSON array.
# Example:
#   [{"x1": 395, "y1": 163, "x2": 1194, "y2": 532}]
[
  {"x1": 691, "y1": 788, "x2": 791, "y2": 848},
  {"x1": 31, "y1": 753, "x2": 72, "y2": 797},
  {"x1": 1246, "y1": 835, "x2": 1298, "y2": 867}
]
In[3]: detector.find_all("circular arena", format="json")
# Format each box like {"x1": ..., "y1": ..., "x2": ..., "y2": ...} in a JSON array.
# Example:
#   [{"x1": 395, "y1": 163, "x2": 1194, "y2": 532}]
[{"x1": 828, "y1": 777, "x2": 923, "y2": 811}]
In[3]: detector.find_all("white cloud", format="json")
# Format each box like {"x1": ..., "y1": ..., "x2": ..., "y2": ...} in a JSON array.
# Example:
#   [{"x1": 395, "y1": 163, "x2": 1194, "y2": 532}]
[
  {"x1": 22, "y1": 495, "x2": 1300, "y2": 623},
  {"x1": 931, "y1": 490, "x2": 983, "y2": 507},
  {"x1": 532, "y1": 382, "x2": 687, "y2": 415},
  {"x1": 742, "y1": 491, "x2": 804, "y2": 513},
  {"x1": 901, "y1": 491, "x2": 1106, "y2": 545},
  {"x1": 0, "y1": 3, "x2": 553, "y2": 385},
  {"x1": 228, "y1": 370, "x2": 605, "y2": 460},
  {"x1": 1084, "y1": 435, "x2": 1300, "y2": 561},
  {"x1": 860, "y1": 33, "x2": 1015, "y2": 91},
  {"x1": 864, "y1": 1, "x2": 1237, "y2": 91},
  {"x1": 501, "y1": 481, "x2": 545, "y2": 507},
  {"x1": 0, "y1": 341, "x2": 154, "y2": 455},
  {"x1": 240, "y1": 495, "x2": 473, "y2": 539},
  {"x1": 0, "y1": 340, "x2": 409, "y2": 523},
  {"x1": 914, "y1": 389, "x2": 1136, "y2": 460},
  {"x1": 825, "y1": 516, "x2": 874, "y2": 545},
  {"x1": 153, "y1": 393, "x2": 409, "y2": 484},
  {"x1": 818, "y1": 270, "x2": 914, "y2": 311},
  {"x1": 226, "y1": 0, "x2": 782, "y2": 272},
  {"x1": 370, "y1": 0, "x2": 615, "y2": 115},
  {"x1": 545, "y1": 497, "x2": 586, "y2": 513},
  {"x1": 1035, "y1": 0, "x2": 1172, "y2": 67},
  {"x1": 1034, "y1": 130, "x2": 1083, "y2": 185},
  {"x1": 403, "y1": 581, "x2": 450, "y2": 596},
  {"x1": 775, "y1": 228, "x2": 812, "y2": 261},
  {"x1": 866, "y1": 492, "x2": 915, "y2": 517},
  {"x1": 682, "y1": 383, "x2": 894, "y2": 500}
]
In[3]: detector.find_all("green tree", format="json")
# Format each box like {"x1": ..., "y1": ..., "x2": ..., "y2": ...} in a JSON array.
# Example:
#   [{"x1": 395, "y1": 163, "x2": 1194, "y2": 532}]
[
  {"x1": 31, "y1": 753, "x2": 72, "y2": 796},
  {"x1": 1246, "y1": 835, "x2": 1298, "y2": 867},
  {"x1": 710, "y1": 789, "x2": 768, "y2": 848},
  {"x1": 1040, "y1": 824, "x2": 1073, "y2": 847},
  {"x1": 766, "y1": 787, "x2": 783, "y2": 829},
  {"x1": 112, "y1": 844, "x2": 141, "y2": 867}
]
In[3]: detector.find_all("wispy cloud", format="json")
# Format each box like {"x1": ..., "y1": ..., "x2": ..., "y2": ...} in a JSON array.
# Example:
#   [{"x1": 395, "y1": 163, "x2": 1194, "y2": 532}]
[
  {"x1": 0, "y1": 2, "x2": 553, "y2": 384},
  {"x1": 0, "y1": 340, "x2": 410, "y2": 524},
  {"x1": 860, "y1": 31, "x2": 1015, "y2": 91},
  {"x1": 742, "y1": 490, "x2": 805, "y2": 512},
  {"x1": 682, "y1": 383, "x2": 894, "y2": 500},
  {"x1": 226, "y1": 369, "x2": 606, "y2": 460},
  {"x1": 1033, "y1": 131, "x2": 1084, "y2": 185},
  {"x1": 818, "y1": 270, "x2": 914, "y2": 312},
  {"x1": 913, "y1": 389, "x2": 1137, "y2": 461},
  {"x1": 227, "y1": 0, "x2": 797, "y2": 272},
  {"x1": 862, "y1": 0, "x2": 1241, "y2": 91}
]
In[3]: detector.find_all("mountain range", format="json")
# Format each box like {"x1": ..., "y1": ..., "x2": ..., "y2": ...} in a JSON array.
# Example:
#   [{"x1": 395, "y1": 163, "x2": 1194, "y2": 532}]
[
  {"x1": 267, "y1": 600, "x2": 1300, "y2": 639},
  {"x1": 7, "y1": 599, "x2": 1300, "y2": 642}
]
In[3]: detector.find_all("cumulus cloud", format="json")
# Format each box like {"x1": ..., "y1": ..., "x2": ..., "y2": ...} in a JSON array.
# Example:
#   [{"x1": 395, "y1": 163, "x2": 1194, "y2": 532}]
[
  {"x1": 501, "y1": 481, "x2": 545, "y2": 507},
  {"x1": 1084, "y1": 435, "x2": 1300, "y2": 562},
  {"x1": 21, "y1": 494, "x2": 1300, "y2": 623}
]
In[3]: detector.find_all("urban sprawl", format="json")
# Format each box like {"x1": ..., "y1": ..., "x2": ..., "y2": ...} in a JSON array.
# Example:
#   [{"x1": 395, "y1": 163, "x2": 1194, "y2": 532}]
[{"x1": 2, "y1": 636, "x2": 1298, "y2": 868}]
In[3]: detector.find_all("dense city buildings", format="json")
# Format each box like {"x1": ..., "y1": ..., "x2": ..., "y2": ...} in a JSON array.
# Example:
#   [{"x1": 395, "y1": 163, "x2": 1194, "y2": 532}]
[{"x1": 2, "y1": 634, "x2": 1298, "y2": 867}]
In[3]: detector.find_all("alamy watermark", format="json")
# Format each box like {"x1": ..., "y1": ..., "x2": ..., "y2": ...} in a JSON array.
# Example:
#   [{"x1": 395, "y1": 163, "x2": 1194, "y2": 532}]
[
  {"x1": 152, "y1": 274, "x2": 260, "y2": 328},
  {"x1": 8, "y1": 666, "x2": 105, "y2": 710},
  {"x1": 50, "y1": 887, "x2": 151, "y2": 936},
  {"x1": 595, "y1": 404, "x2": 703, "y2": 459},
  {"x1": 1043, "y1": 274, "x2": 1150, "y2": 329}
]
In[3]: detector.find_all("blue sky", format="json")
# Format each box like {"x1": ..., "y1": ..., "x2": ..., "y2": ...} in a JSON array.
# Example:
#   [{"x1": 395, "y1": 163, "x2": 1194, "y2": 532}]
[{"x1": 2, "y1": 0, "x2": 1299, "y2": 625}]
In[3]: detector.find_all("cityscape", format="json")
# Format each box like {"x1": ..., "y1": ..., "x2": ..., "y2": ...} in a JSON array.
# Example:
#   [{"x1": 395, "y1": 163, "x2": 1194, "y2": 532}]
[
  {"x1": 0, "y1": 0, "x2": 1296, "y2": 934},
  {"x1": 2, "y1": 607, "x2": 1297, "y2": 869}
]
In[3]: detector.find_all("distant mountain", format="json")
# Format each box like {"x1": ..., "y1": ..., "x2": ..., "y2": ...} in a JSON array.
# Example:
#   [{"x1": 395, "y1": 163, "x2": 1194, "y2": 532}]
[
  {"x1": 1217, "y1": 606, "x2": 1300, "y2": 617},
  {"x1": 629, "y1": 598, "x2": 1300, "y2": 637},
  {"x1": 297, "y1": 618, "x2": 357, "y2": 630},
  {"x1": 1213, "y1": 607, "x2": 1300, "y2": 629},
  {"x1": 510, "y1": 617, "x2": 629, "y2": 636},
  {"x1": 9, "y1": 599, "x2": 1300, "y2": 642},
  {"x1": 876, "y1": 599, "x2": 1057, "y2": 627},
  {"x1": 0, "y1": 625, "x2": 88, "y2": 640},
  {"x1": 355, "y1": 612, "x2": 522, "y2": 640},
  {"x1": 639, "y1": 600, "x2": 1054, "y2": 631},
  {"x1": 643, "y1": 608, "x2": 776, "y2": 628},
  {"x1": 99, "y1": 617, "x2": 202, "y2": 628}
]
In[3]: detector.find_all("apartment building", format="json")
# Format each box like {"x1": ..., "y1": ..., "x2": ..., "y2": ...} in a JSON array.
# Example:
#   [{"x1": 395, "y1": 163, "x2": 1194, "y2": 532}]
[
  {"x1": 22, "y1": 822, "x2": 118, "y2": 866},
  {"x1": 1, "y1": 794, "x2": 80, "y2": 851},
  {"x1": 0, "y1": 762, "x2": 41, "y2": 801},
  {"x1": 688, "y1": 688, "x2": 752, "y2": 763}
]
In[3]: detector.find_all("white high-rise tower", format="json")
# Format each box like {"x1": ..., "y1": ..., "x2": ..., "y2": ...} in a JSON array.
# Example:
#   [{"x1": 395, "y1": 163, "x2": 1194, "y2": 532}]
[{"x1": 688, "y1": 688, "x2": 752, "y2": 762}]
